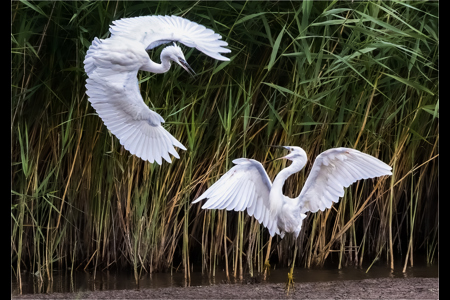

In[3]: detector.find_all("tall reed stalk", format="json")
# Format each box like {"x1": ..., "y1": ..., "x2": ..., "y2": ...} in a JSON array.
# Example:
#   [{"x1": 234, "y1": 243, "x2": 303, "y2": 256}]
[{"x1": 12, "y1": 1, "x2": 438, "y2": 280}]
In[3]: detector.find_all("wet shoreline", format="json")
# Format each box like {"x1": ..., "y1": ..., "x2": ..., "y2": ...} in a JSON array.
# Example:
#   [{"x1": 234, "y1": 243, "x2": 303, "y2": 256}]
[{"x1": 12, "y1": 277, "x2": 438, "y2": 299}]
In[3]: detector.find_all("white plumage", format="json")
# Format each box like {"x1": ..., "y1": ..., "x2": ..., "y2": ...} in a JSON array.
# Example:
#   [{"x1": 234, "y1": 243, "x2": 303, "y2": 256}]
[
  {"x1": 84, "y1": 15, "x2": 230, "y2": 164},
  {"x1": 109, "y1": 15, "x2": 230, "y2": 61},
  {"x1": 195, "y1": 158, "x2": 279, "y2": 236},
  {"x1": 192, "y1": 146, "x2": 392, "y2": 238}
]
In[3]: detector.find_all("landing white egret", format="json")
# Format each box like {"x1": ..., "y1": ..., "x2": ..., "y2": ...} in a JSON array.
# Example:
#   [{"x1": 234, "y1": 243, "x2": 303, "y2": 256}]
[
  {"x1": 192, "y1": 146, "x2": 392, "y2": 291},
  {"x1": 84, "y1": 15, "x2": 230, "y2": 164}
]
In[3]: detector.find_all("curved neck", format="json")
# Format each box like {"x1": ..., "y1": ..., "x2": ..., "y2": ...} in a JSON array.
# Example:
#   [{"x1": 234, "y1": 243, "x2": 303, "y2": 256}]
[
  {"x1": 140, "y1": 49, "x2": 172, "y2": 74},
  {"x1": 272, "y1": 160, "x2": 306, "y2": 197}
]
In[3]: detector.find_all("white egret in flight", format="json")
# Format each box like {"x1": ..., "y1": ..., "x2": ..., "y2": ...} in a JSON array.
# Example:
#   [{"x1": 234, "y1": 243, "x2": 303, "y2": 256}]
[
  {"x1": 192, "y1": 146, "x2": 392, "y2": 291},
  {"x1": 84, "y1": 15, "x2": 230, "y2": 164}
]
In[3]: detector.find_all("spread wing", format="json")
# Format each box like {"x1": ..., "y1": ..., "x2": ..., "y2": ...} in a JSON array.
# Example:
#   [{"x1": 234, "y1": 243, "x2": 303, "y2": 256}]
[
  {"x1": 297, "y1": 148, "x2": 392, "y2": 213},
  {"x1": 109, "y1": 15, "x2": 230, "y2": 61},
  {"x1": 192, "y1": 158, "x2": 280, "y2": 236},
  {"x1": 84, "y1": 37, "x2": 186, "y2": 164}
]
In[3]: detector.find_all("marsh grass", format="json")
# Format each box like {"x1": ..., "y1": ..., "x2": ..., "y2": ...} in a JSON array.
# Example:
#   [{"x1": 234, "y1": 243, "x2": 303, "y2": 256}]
[{"x1": 12, "y1": 1, "x2": 438, "y2": 282}]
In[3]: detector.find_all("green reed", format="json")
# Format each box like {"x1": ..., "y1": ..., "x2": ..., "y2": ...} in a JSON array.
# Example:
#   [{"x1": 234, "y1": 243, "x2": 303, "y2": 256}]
[{"x1": 12, "y1": 1, "x2": 438, "y2": 281}]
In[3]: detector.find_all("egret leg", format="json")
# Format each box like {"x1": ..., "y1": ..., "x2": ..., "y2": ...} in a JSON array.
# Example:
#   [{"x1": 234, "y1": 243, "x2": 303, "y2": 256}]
[
  {"x1": 285, "y1": 242, "x2": 297, "y2": 294},
  {"x1": 263, "y1": 236, "x2": 273, "y2": 280}
]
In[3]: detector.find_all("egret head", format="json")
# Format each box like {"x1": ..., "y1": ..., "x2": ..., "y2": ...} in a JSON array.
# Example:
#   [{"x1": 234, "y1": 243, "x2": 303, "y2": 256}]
[
  {"x1": 280, "y1": 146, "x2": 307, "y2": 162},
  {"x1": 270, "y1": 146, "x2": 307, "y2": 164},
  {"x1": 163, "y1": 43, "x2": 196, "y2": 76}
]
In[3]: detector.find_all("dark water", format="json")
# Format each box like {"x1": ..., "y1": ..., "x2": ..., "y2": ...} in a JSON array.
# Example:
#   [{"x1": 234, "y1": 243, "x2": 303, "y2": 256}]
[{"x1": 12, "y1": 260, "x2": 438, "y2": 296}]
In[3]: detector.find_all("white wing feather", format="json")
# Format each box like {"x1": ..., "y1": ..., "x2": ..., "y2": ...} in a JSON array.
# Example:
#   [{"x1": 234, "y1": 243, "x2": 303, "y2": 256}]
[
  {"x1": 109, "y1": 15, "x2": 230, "y2": 61},
  {"x1": 297, "y1": 148, "x2": 392, "y2": 213},
  {"x1": 192, "y1": 158, "x2": 280, "y2": 236},
  {"x1": 84, "y1": 37, "x2": 186, "y2": 164}
]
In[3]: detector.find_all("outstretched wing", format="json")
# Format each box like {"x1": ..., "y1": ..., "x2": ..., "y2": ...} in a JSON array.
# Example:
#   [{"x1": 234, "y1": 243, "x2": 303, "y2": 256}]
[
  {"x1": 84, "y1": 37, "x2": 186, "y2": 164},
  {"x1": 297, "y1": 148, "x2": 392, "y2": 213},
  {"x1": 192, "y1": 158, "x2": 280, "y2": 236},
  {"x1": 109, "y1": 15, "x2": 230, "y2": 61}
]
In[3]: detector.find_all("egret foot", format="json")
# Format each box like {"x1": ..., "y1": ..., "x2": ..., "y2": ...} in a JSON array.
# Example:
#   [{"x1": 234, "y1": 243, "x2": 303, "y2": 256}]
[
  {"x1": 263, "y1": 236, "x2": 273, "y2": 280},
  {"x1": 264, "y1": 260, "x2": 271, "y2": 276},
  {"x1": 285, "y1": 269, "x2": 295, "y2": 294}
]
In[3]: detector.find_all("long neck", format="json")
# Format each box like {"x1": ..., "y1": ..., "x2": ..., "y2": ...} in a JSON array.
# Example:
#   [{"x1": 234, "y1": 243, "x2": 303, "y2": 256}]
[
  {"x1": 140, "y1": 49, "x2": 172, "y2": 74},
  {"x1": 271, "y1": 160, "x2": 306, "y2": 198}
]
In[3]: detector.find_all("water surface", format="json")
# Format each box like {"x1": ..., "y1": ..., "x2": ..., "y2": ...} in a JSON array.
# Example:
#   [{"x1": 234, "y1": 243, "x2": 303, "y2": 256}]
[{"x1": 12, "y1": 260, "x2": 438, "y2": 296}]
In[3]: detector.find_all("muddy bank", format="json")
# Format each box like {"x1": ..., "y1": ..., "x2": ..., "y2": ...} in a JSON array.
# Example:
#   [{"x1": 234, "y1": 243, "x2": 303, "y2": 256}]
[{"x1": 12, "y1": 277, "x2": 438, "y2": 299}]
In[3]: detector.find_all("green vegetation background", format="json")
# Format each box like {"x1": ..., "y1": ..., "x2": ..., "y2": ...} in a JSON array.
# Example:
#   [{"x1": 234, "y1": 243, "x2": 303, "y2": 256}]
[{"x1": 12, "y1": 1, "x2": 438, "y2": 280}]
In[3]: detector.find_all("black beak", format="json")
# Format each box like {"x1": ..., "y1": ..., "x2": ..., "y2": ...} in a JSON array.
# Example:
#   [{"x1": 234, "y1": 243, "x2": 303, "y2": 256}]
[
  {"x1": 264, "y1": 145, "x2": 288, "y2": 163},
  {"x1": 179, "y1": 59, "x2": 196, "y2": 77}
]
